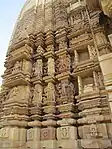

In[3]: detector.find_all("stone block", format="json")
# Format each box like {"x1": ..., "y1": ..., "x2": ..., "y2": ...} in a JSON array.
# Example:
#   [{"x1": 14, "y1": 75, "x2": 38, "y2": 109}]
[{"x1": 57, "y1": 126, "x2": 77, "y2": 140}]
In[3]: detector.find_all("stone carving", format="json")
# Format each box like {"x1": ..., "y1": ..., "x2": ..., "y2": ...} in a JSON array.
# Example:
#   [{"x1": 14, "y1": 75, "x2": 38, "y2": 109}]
[
  {"x1": 0, "y1": 128, "x2": 9, "y2": 138},
  {"x1": 60, "y1": 127, "x2": 69, "y2": 139},
  {"x1": 71, "y1": 12, "x2": 82, "y2": 25},
  {"x1": 57, "y1": 55, "x2": 70, "y2": 73},
  {"x1": 47, "y1": 45, "x2": 54, "y2": 51},
  {"x1": 36, "y1": 45, "x2": 44, "y2": 55},
  {"x1": 72, "y1": 20, "x2": 88, "y2": 32},
  {"x1": 43, "y1": 61, "x2": 48, "y2": 76},
  {"x1": 83, "y1": 77, "x2": 94, "y2": 93},
  {"x1": 12, "y1": 9, "x2": 35, "y2": 44},
  {"x1": 97, "y1": 72, "x2": 104, "y2": 87},
  {"x1": 8, "y1": 87, "x2": 19, "y2": 100},
  {"x1": 12, "y1": 61, "x2": 22, "y2": 73},
  {"x1": 90, "y1": 11, "x2": 100, "y2": 28},
  {"x1": 88, "y1": 45, "x2": 97, "y2": 59},
  {"x1": 56, "y1": 81, "x2": 74, "y2": 100},
  {"x1": 90, "y1": 124, "x2": 98, "y2": 137},
  {"x1": 41, "y1": 128, "x2": 49, "y2": 140},
  {"x1": 42, "y1": 84, "x2": 55, "y2": 103},
  {"x1": 32, "y1": 84, "x2": 43, "y2": 105},
  {"x1": 22, "y1": 59, "x2": 32, "y2": 74},
  {"x1": 1, "y1": 0, "x2": 112, "y2": 148},
  {"x1": 42, "y1": 86, "x2": 48, "y2": 104},
  {"x1": 41, "y1": 128, "x2": 55, "y2": 140},
  {"x1": 59, "y1": 41, "x2": 67, "y2": 50},
  {"x1": 34, "y1": 60, "x2": 43, "y2": 77},
  {"x1": 27, "y1": 128, "x2": 34, "y2": 141}
]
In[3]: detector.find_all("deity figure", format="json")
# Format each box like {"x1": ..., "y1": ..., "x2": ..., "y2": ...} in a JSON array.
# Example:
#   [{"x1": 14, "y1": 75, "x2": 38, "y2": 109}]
[
  {"x1": 8, "y1": 87, "x2": 18, "y2": 100},
  {"x1": 34, "y1": 60, "x2": 43, "y2": 77},
  {"x1": 61, "y1": 80, "x2": 69, "y2": 97},
  {"x1": 48, "y1": 84, "x2": 56, "y2": 101},
  {"x1": 12, "y1": 61, "x2": 22, "y2": 73},
  {"x1": 32, "y1": 85, "x2": 43, "y2": 105},
  {"x1": 58, "y1": 56, "x2": 70, "y2": 73}
]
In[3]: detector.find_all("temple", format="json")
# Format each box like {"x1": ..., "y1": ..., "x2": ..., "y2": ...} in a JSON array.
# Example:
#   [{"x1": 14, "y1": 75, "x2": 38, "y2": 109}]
[{"x1": 0, "y1": 0, "x2": 112, "y2": 149}]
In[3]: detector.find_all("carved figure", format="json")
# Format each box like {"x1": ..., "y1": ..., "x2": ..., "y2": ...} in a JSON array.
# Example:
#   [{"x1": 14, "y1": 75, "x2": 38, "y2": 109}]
[
  {"x1": 33, "y1": 85, "x2": 42, "y2": 105},
  {"x1": 12, "y1": 61, "x2": 22, "y2": 73},
  {"x1": 43, "y1": 61, "x2": 48, "y2": 75},
  {"x1": 61, "y1": 80, "x2": 69, "y2": 97},
  {"x1": 36, "y1": 45, "x2": 44, "y2": 55},
  {"x1": 58, "y1": 56, "x2": 70, "y2": 73},
  {"x1": 59, "y1": 41, "x2": 67, "y2": 50},
  {"x1": 9, "y1": 87, "x2": 18, "y2": 99},
  {"x1": 34, "y1": 60, "x2": 43, "y2": 77},
  {"x1": 90, "y1": 124, "x2": 98, "y2": 137}
]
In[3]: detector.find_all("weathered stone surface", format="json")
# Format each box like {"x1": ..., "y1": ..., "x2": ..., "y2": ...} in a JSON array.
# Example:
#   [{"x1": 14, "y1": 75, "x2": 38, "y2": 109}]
[{"x1": 0, "y1": 0, "x2": 112, "y2": 149}]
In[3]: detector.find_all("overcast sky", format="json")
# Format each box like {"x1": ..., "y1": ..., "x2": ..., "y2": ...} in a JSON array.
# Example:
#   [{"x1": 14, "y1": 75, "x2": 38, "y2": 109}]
[{"x1": 0, "y1": 0, "x2": 26, "y2": 84}]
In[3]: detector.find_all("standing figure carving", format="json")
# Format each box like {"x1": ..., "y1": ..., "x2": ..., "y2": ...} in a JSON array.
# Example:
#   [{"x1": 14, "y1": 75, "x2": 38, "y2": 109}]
[
  {"x1": 34, "y1": 60, "x2": 43, "y2": 78},
  {"x1": 58, "y1": 56, "x2": 70, "y2": 73},
  {"x1": 12, "y1": 61, "x2": 22, "y2": 73},
  {"x1": 33, "y1": 84, "x2": 43, "y2": 105},
  {"x1": 8, "y1": 87, "x2": 18, "y2": 100}
]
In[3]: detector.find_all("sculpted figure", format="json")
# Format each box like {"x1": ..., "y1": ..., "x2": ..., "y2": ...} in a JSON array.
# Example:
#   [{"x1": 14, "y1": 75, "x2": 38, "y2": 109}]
[
  {"x1": 59, "y1": 41, "x2": 67, "y2": 50},
  {"x1": 68, "y1": 82, "x2": 75, "y2": 97},
  {"x1": 33, "y1": 85, "x2": 42, "y2": 105},
  {"x1": 36, "y1": 45, "x2": 44, "y2": 55},
  {"x1": 47, "y1": 45, "x2": 54, "y2": 51},
  {"x1": 9, "y1": 87, "x2": 18, "y2": 100},
  {"x1": 43, "y1": 62, "x2": 48, "y2": 75},
  {"x1": 42, "y1": 86, "x2": 48, "y2": 104},
  {"x1": 56, "y1": 83, "x2": 62, "y2": 98},
  {"x1": 12, "y1": 61, "x2": 22, "y2": 73},
  {"x1": 34, "y1": 60, "x2": 43, "y2": 77},
  {"x1": 48, "y1": 84, "x2": 56, "y2": 101},
  {"x1": 61, "y1": 80, "x2": 69, "y2": 97},
  {"x1": 58, "y1": 56, "x2": 70, "y2": 73}
]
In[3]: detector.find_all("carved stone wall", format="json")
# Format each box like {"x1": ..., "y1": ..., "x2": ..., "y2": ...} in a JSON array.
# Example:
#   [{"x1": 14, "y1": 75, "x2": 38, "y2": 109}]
[{"x1": 0, "y1": 0, "x2": 112, "y2": 149}]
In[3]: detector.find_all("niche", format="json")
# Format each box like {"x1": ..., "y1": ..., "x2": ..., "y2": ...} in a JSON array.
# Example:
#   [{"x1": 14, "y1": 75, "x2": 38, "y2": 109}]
[{"x1": 78, "y1": 49, "x2": 89, "y2": 62}]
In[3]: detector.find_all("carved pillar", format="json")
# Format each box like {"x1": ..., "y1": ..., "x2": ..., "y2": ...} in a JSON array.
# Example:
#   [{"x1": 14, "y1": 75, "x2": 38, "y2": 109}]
[
  {"x1": 93, "y1": 71, "x2": 99, "y2": 90},
  {"x1": 99, "y1": 53, "x2": 112, "y2": 120},
  {"x1": 94, "y1": 28, "x2": 110, "y2": 56},
  {"x1": 78, "y1": 76, "x2": 83, "y2": 94},
  {"x1": 48, "y1": 56, "x2": 55, "y2": 76},
  {"x1": 0, "y1": 43, "x2": 33, "y2": 149},
  {"x1": 27, "y1": 121, "x2": 41, "y2": 149},
  {"x1": 74, "y1": 50, "x2": 79, "y2": 65},
  {"x1": 41, "y1": 79, "x2": 56, "y2": 149}
]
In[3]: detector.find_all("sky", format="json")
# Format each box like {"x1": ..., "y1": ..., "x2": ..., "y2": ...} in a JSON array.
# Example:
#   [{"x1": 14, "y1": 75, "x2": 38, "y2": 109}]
[{"x1": 0, "y1": 0, "x2": 26, "y2": 84}]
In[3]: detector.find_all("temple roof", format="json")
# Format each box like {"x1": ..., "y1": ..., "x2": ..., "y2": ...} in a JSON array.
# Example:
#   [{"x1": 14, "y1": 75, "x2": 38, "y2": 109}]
[{"x1": 10, "y1": 0, "x2": 49, "y2": 46}]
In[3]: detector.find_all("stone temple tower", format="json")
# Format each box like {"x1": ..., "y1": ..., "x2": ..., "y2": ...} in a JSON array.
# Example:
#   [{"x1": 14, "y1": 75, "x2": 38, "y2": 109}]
[{"x1": 0, "y1": 0, "x2": 112, "y2": 149}]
